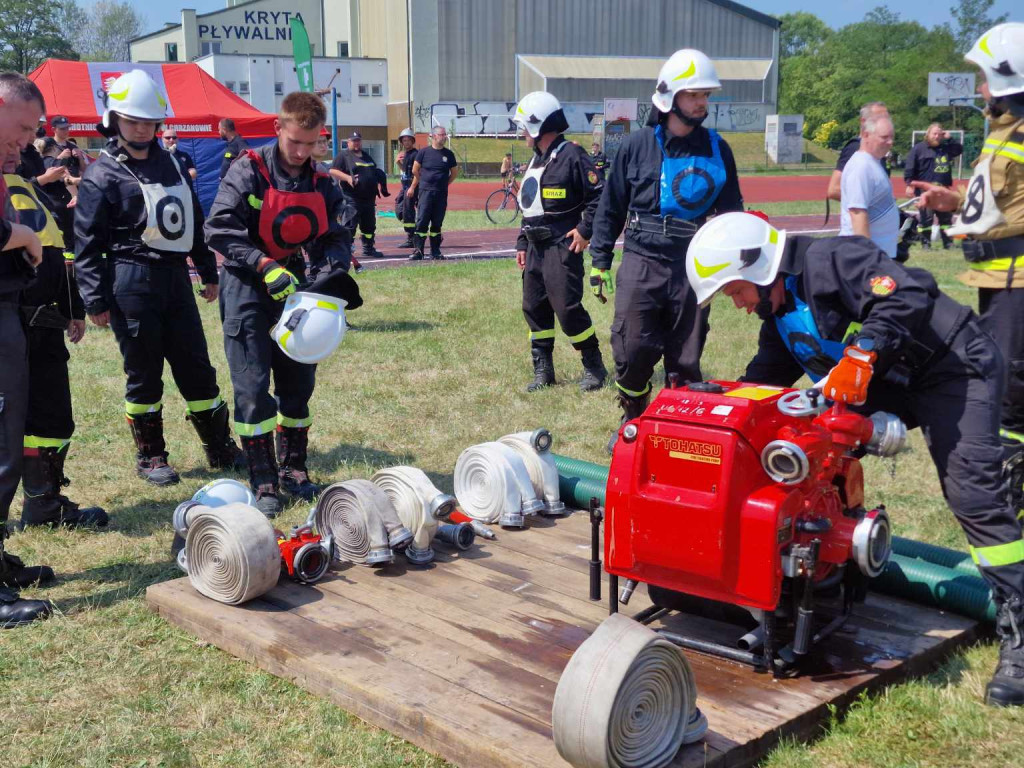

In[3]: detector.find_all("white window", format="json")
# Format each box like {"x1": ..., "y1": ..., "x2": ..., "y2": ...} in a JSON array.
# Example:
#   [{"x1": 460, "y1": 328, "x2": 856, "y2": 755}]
[
  {"x1": 239, "y1": 81, "x2": 250, "y2": 95},
  {"x1": 371, "y1": 84, "x2": 382, "y2": 97},
  {"x1": 225, "y1": 81, "x2": 236, "y2": 92},
  {"x1": 357, "y1": 84, "x2": 369, "y2": 97},
  {"x1": 274, "y1": 82, "x2": 284, "y2": 95},
  {"x1": 201, "y1": 42, "x2": 221, "y2": 56}
]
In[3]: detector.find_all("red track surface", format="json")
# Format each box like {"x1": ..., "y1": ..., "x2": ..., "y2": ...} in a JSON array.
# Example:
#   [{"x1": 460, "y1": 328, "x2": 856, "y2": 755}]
[{"x1": 447, "y1": 175, "x2": 964, "y2": 210}]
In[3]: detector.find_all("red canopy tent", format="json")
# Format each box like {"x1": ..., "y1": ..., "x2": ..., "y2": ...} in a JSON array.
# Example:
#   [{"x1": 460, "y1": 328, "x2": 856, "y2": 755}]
[{"x1": 28, "y1": 59, "x2": 277, "y2": 138}]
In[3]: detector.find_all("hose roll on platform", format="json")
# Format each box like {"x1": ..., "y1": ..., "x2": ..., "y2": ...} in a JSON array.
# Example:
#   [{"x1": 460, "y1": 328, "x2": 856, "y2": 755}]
[
  {"x1": 455, "y1": 442, "x2": 545, "y2": 527},
  {"x1": 372, "y1": 466, "x2": 456, "y2": 565},
  {"x1": 553, "y1": 613, "x2": 696, "y2": 768},
  {"x1": 313, "y1": 480, "x2": 411, "y2": 566},
  {"x1": 499, "y1": 431, "x2": 565, "y2": 515},
  {"x1": 184, "y1": 502, "x2": 280, "y2": 605}
]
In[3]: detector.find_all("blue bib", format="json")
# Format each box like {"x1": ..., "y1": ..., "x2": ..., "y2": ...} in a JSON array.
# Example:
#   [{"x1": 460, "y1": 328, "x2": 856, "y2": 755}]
[
  {"x1": 774, "y1": 276, "x2": 848, "y2": 380},
  {"x1": 655, "y1": 125, "x2": 727, "y2": 220}
]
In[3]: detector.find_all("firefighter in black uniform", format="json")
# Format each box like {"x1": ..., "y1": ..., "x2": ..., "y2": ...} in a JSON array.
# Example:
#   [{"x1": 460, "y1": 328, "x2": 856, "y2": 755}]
[
  {"x1": 590, "y1": 142, "x2": 609, "y2": 181},
  {"x1": 589, "y1": 49, "x2": 743, "y2": 449},
  {"x1": 330, "y1": 131, "x2": 385, "y2": 259},
  {"x1": 0, "y1": 72, "x2": 56, "y2": 628},
  {"x1": 395, "y1": 128, "x2": 418, "y2": 248},
  {"x1": 3, "y1": 152, "x2": 106, "y2": 528},
  {"x1": 904, "y1": 123, "x2": 962, "y2": 249},
  {"x1": 219, "y1": 118, "x2": 249, "y2": 181},
  {"x1": 75, "y1": 70, "x2": 243, "y2": 487},
  {"x1": 688, "y1": 210, "x2": 1024, "y2": 708},
  {"x1": 511, "y1": 91, "x2": 607, "y2": 393},
  {"x1": 206, "y1": 91, "x2": 354, "y2": 518},
  {"x1": 409, "y1": 125, "x2": 458, "y2": 260}
]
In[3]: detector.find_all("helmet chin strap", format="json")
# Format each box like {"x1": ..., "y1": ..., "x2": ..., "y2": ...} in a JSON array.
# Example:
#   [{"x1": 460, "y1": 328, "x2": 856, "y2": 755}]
[
  {"x1": 113, "y1": 116, "x2": 155, "y2": 151},
  {"x1": 754, "y1": 284, "x2": 776, "y2": 321},
  {"x1": 670, "y1": 102, "x2": 707, "y2": 128}
]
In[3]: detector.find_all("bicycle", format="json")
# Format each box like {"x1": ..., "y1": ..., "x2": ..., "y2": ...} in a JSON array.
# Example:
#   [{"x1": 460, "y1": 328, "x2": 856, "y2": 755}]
[{"x1": 485, "y1": 164, "x2": 524, "y2": 225}]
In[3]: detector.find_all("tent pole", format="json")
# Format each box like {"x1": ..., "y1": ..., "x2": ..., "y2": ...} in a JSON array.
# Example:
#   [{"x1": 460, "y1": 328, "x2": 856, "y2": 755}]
[{"x1": 332, "y1": 87, "x2": 339, "y2": 161}]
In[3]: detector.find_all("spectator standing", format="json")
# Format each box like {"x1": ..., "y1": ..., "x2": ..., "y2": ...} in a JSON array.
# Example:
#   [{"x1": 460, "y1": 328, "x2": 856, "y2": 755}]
[
  {"x1": 162, "y1": 129, "x2": 197, "y2": 181},
  {"x1": 408, "y1": 125, "x2": 458, "y2": 260},
  {"x1": 840, "y1": 113, "x2": 899, "y2": 259},
  {"x1": 330, "y1": 131, "x2": 385, "y2": 259},
  {"x1": 904, "y1": 122, "x2": 963, "y2": 249},
  {"x1": 219, "y1": 118, "x2": 249, "y2": 181},
  {"x1": 395, "y1": 128, "x2": 418, "y2": 248}
]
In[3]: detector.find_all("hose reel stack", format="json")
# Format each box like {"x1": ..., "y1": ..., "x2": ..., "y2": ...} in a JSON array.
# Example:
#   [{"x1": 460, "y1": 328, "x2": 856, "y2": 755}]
[
  {"x1": 371, "y1": 466, "x2": 458, "y2": 565},
  {"x1": 311, "y1": 479, "x2": 413, "y2": 567}
]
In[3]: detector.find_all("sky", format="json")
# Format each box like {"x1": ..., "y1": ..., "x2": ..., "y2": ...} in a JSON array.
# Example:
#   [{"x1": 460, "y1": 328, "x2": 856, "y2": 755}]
[{"x1": 77, "y1": 0, "x2": 1019, "y2": 38}]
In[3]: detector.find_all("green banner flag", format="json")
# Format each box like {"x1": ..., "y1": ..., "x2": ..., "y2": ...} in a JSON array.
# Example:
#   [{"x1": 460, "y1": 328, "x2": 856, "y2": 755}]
[{"x1": 290, "y1": 18, "x2": 314, "y2": 93}]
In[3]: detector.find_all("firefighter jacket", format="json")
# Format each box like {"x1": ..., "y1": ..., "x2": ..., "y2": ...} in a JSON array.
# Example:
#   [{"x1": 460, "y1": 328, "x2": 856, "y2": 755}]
[
  {"x1": 74, "y1": 139, "x2": 218, "y2": 315},
  {"x1": 744, "y1": 235, "x2": 971, "y2": 388},
  {"x1": 515, "y1": 136, "x2": 603, "y2": 250}
]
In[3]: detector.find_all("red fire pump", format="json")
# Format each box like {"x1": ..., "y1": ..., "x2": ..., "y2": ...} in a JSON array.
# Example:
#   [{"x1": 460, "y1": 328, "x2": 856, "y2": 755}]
[
  {"x1": 276, "y1": 525, "x2": 333, "y2": 584},
  {"x1": 601, "y1": 379, "x2": 906, "y2": 674}
]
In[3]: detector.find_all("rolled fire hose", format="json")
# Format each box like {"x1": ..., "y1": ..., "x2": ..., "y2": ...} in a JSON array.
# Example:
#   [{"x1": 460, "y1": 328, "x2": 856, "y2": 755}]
[
  {"x1": 454, "y1": 442, "x2": 545, "y2": 527},
  {"x1": 553, "y1": 613, "x2": 703, "y2": 768},
  {"x1": 183, "y1": 502, "x2": 281, "y2": 605},
  {"x1": 372, "y1": 466, "x2": 457, "y2": 565},
  {"x1": 312, "y1": 479, "x2": 412, "y2": 566},
  {"x1": 499, "y1": 430, "x2": 566, "y2": 515}
]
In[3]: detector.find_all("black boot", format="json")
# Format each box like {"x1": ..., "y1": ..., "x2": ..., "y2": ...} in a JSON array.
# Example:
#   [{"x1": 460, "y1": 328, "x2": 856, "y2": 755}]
[
  {"x1": 21, "y1": 446, "x2": 107, "y2": 529},
  {"x1": 240, "y1": 434, "x2": 282, "y2": 518},
  {"x1": 399, "y1": 231, "x2": 415, "y2": 248},
  {"x1": 186, "y1": 402, "x2": 246, "y2": 472},
  {"x1": 409, "y1": 234, "x2": 425, "y2": 261},
  {"x1": 127, "y1": 412, "x2": 180, "y2": 486},
  {"x1": 0, "y1": 533, "x2": 54, "y2": 589},
  {"x1": 276, "y1": 426, "x2": 320, "y2": 501},
  {"x1": 986, "y1": 595, "x2": 1024, "y2": 707},
  {"x1": 607, "y1": 391, "x2": 649, "y2": 454},
  {"x1": 363, "y1": 236, "x2": 385, "y2": 259},
  {"x1": 0, "y1": 586, "x2": 51, "y2": 629},
  {"x1": 429, "y1": 233, "x2": 445, "y2": 260},
  {"x1": 1002, "y1": 436, "x2": 1024, "y2": 519},
  {"x1": 526, "y1": 347, "x2": 556, "y2": 393},
  {"x1": 579, "y1": 346, "x2": 608, "y2": 392}
]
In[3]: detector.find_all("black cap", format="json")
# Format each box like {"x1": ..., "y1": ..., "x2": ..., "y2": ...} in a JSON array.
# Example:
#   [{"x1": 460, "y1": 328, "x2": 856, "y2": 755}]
[
  {"x1": 349, "y1": 131, "x2": 362, "y2": 140},
  {"x1": 51, "y1": 115, "x2": 69, "y2": 128}
]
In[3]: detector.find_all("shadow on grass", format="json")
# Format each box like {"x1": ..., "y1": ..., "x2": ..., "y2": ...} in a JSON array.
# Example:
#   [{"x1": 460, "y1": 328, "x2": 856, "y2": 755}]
[
  {"x1": 310, "y1": 442, "x2": 417, "y2": 473},
  {"x1": 54, "y1": 559, "x2": 179, "y2": 614},
  {"x1": 348, "y1": 320, "x2": 437, "y2": 333}
]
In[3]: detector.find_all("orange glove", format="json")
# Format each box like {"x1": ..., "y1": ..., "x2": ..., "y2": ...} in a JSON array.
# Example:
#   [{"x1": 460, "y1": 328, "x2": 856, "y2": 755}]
[{"x1": 820, "y1": 346, "x2": 876, "y2": 405}]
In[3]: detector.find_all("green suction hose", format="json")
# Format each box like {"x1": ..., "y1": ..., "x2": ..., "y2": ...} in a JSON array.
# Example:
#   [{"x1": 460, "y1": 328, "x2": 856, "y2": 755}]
[{"x1": 892, "y1": 536, "x2": 981, "y2": 579}]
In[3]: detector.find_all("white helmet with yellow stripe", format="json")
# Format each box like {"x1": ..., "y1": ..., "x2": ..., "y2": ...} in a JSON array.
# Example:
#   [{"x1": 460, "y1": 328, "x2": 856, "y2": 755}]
[
  {"x1": 102, "y1": 69, "x2": 168, "y2": 129},
  {"x1": 272, "y1": 291, "x2": 347, "y2": 364},
  {"x1": 686, "y1": 212, "x2": 787, "y2": 307},
  {"x1": 966, "y1": 23, "x2": 1024, "y2": 99},
  {"x1": 652, "y1": 49, "x2": 721, "y2": 114}
]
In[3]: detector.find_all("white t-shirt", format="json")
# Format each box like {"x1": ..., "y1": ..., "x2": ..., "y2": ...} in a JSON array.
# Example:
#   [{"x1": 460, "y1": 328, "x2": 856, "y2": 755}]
[{"x1": 840, "y1": 151, "x2": 899, "y2": 259}]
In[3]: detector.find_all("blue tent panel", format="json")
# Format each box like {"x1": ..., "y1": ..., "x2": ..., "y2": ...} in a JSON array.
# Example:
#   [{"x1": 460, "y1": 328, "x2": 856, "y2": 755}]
[{"x1": 178, "y1": 137, "x2": 275, "y2": 215}]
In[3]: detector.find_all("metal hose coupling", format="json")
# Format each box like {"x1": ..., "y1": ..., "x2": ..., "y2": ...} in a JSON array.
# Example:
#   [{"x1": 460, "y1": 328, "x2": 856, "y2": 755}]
[
  {"x1": 455, "y1": 442, "x2": 546, "y2": 528},
  {"x1": 184, "y1": 502, "x2": 281, "y2": 605},
  {"x1": 372, "y1": 466, "x2": 452, "y2": 565},
  {"x1": 865, "y1": 412, "x2": 907, "y2": 457},
  {"x1": 553, "y1": 613, "x2": 702, "y2": 768},
  {"x1": 312, "y1": 480, "x2": 408, "y2": 566},
  {"x1": 499, "y1": 431, "x2": 566, "y2": 515}
]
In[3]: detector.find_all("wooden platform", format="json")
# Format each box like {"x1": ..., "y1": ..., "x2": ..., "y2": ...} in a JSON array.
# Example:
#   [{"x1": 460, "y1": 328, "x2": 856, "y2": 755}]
[{"x1": 147, "y1": 511, "x2": 980, "y2": 768}]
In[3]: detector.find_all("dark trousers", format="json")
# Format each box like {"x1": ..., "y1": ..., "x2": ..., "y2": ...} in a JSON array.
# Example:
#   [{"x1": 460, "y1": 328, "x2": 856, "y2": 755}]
[
  {"x1": 869, "y1": 326, "x2": 1024, "y2": 601},
  {"x1": 25, "y1": 327, "x2": 73, "y2": 442},
  {"x1": 107, "y1": 261, "x2": 221, "y2": 412},
  {"x1": 56, "y1": 206, "x2": 74, "y2": 259},
  {"x1": 352, "y1": 199, "x2": 377, "y2": 252},
  {"x1": 522, "y1": 239, "x2": 598, "y2": 352},
  {"x1": 918, "y1": 207, "x2": 953, "y2": 247},
  {"x1": 609, "y1": 252, "x2": 709, "y2": 397},
  {"x1": 0, "y1": 301, "x2": 28, "y2": 526},
  {"x1": 396, "y1": 182, "x2": 416, "y2": 233},
  {"x1": 220, "y1": 266, "x2": 317, "y2": 436},
  {"x1": 979, "y1": 287, "x2": 1024, "y2": 436},
  {"x1": 415, "y1": 188, "x2": 449, "y2": 254}
]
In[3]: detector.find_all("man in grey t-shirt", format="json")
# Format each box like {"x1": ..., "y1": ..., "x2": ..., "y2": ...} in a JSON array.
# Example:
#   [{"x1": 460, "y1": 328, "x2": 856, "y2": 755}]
[{"x1": 840, "y1": 113, "x2": 898, "y2": 258}]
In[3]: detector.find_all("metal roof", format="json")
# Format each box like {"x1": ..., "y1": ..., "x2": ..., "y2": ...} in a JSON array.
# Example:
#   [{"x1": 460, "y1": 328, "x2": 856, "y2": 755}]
[{"x1": 518, "y1": 54, "x2": 773, "y2": 82}]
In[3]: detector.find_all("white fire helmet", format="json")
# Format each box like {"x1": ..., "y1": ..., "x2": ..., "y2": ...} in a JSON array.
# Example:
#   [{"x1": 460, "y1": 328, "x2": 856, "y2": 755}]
[
  {"x1": 272, "y1": 291, "x2": 347, "y2": 364},
  {"x1": 513, "y1": 91, "x2": 569, "y2": 139},
  {"x1": 192, "y1": 478, "x2": 257, "y2": 508},
  {"x1": 686, "y1": 212, "x2": 788, "y2": 307},
  {"x1": 966, "y1": 23, "x2": 1024, "y2": 98},
  {"x1": 102, "y1": 69, "x2": 168, "y2": 129},
  {"x1": 652, "y1": 49, "x2": 722, "y2": 114}
]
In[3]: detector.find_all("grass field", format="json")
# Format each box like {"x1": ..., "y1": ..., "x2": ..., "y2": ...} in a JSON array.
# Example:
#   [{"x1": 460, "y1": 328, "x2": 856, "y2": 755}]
[{"x1": 2, "y1": 243, "x2": 1022, "y2": 767}]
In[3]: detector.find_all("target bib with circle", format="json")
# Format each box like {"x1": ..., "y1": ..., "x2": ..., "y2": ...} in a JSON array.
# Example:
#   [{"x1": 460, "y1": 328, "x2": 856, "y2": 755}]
[
  {"x1": 775, "y1": 276, "x2": 847, "y2": 380},
  {"x1": 947, "y1": 154, "x2": 1007, "y2": 238},
  {"x1": 654, "y1": 124, "x2": 727, "y2": 220},
  {"x1": 246, "y1": 150, "x2": 329, "y2": 262},
  {"x1": 105, "y1": 150, "x2": 196, "y2": 253},
  {"x1": 517, "y1": 144, "x2": 565, "y2": 218},
  {"x1": 3, "y1": 174, "x2": 63, "y2": 248}
]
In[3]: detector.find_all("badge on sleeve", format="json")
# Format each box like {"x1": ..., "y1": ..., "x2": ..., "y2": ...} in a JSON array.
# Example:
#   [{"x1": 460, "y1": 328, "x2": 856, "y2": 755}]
[
  {"x1": 587, "y1": 170, "x2": 599, "y2": 185},
  {"x1": 870, "y1": 275, "x2": 897, "y2": 296}
]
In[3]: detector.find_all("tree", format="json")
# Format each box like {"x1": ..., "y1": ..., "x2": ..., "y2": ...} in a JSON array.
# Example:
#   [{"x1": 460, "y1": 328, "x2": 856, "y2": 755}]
[
  {"x1": 0, "y1": 0, "x2": 78, "y2": 73},
  {"x1": 55, "y1": 0, "x2": 91, "y2": 57},
  {"x1": 777, "y1": 12, "x2": 832, "y2": 59},
  {"x1": 950, "y1": 0, "x2": 1008, "y2": 53},
  {"x1": 86, "y1": 0, "x2": 145, "y2": 62}
]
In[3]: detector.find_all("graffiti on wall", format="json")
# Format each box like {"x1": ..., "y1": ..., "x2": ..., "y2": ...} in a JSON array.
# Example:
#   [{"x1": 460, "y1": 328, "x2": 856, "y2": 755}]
[{"x1": 420, "y1": 100, "x2": 769, "y2": 134}]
